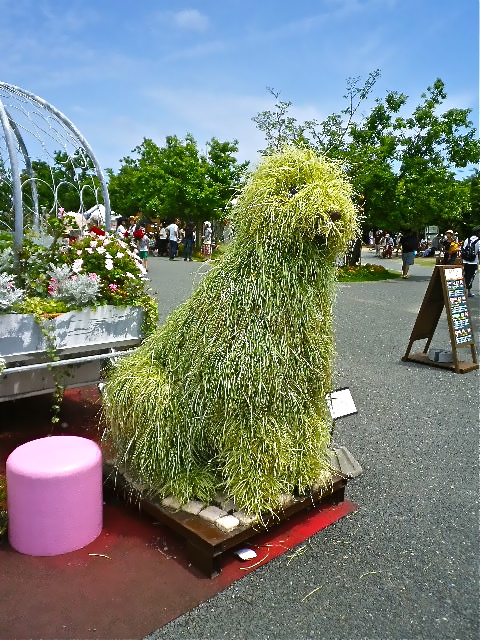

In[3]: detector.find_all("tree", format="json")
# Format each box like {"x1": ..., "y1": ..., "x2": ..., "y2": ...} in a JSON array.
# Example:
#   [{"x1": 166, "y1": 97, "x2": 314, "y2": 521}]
[
  {"x1": 252, "y1": 75, "x2": 480, "y2": 233},
  {"x1": 106, "y1": 134, "x2": 248, "y2": 225}
]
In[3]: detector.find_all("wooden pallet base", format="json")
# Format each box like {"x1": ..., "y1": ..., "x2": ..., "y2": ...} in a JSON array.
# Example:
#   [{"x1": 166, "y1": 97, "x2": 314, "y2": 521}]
[
  {"x1": 103, "y1": 465, "x2": 348, "y2": 577},
  {"x1": 403, "y1": 351, "x2": 478, "y2": 373}
]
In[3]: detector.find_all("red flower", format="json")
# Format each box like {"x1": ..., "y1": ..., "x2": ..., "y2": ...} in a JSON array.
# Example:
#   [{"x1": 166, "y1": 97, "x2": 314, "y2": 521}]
[
  {"x1": 133, "y1": 229, "x2": 144, "y2": 239},
  {"x1": 90, "y1": 226, "x2": 106, "y2": 236}
]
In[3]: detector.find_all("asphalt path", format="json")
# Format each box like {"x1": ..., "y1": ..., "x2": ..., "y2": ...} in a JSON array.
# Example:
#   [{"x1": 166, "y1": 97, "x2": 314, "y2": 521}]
[{"x1": 144, "y1": 249, "x2": 479, "y2": 640}]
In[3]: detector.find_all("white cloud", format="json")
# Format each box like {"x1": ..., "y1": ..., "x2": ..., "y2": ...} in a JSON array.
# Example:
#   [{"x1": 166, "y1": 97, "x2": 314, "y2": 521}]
[{"x1": 170, "y1": 9, "x2": 210, "y2": 32}]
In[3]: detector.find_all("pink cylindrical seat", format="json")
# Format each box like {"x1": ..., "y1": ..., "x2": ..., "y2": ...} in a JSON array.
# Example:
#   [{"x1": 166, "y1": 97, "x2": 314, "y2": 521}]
[{"x1": 6, "y1": 435, "x2": 102, "y2": 556}]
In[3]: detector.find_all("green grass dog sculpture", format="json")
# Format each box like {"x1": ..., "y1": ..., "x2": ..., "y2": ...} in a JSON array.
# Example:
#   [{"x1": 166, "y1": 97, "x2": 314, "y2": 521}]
[{"x1": 103, "y1": 147, "x2": 358, "y2": 515}]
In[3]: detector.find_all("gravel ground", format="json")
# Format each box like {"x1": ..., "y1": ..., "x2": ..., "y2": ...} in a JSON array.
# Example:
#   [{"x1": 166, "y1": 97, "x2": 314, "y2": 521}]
[{"x1": 144, "y1": 250, "x2": 479, "y2": 640}]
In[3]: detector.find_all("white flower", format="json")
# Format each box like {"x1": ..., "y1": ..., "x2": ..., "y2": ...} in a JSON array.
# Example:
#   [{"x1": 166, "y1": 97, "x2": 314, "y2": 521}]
[
  {"x1": 105, "y1": 258, "x2": 114, "y2": 271},
  {"x1": 90, "y1": 241, "x2": 98, "y2": 248},
  {"x1": 72, "y1": 258, "x2": 83, "y2": 273},
  {"x1": 76, "y1": 249, "x2": 83, "y2": 256},
  {"x1": 126, "y1": 272, "x2": 135, "y2": 279},
  {"x1": 116, "y1": 251, "x2": 124, "y2": 258},
  {"x1": 103, "y1": 238, "x2": 111, "y2": 246},
  {"x1": 85, "y1": 247, "x2": 93, "y2": 254},
  {"x1": 96, "y1": 246, "x2": 106, "y2": 254}
]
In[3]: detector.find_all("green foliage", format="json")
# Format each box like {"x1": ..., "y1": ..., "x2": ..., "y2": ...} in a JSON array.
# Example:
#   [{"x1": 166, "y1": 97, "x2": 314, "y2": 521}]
[
  {"x1": 103, "y1": 147, "x2": 358, "y2": 516},
  {"x1": 253, "y1": 75, "x2": 480, "y2": 234},
  {"x1": 107, "y1": 134, "x2": 248, "y2": 224}
]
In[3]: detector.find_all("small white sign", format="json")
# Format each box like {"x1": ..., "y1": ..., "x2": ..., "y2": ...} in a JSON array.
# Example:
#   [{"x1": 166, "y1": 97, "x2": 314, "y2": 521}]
[
  {"x1": 234, "y1": 547, "x2": 257, "y2": 561},
  {"x1": 326, "y1": 388, "x2": 357, "y2": 420},
  {"x1": 444, "y1": 268, "x2": 463, "y2": 281}
]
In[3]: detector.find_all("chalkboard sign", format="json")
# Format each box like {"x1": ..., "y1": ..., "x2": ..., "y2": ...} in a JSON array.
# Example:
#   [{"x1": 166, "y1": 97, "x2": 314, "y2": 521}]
[
  {"x1": 402, "y1": 265, "x2": 478, "y2": 374},
  {"x1": 443, "y1": 267, "x2": 473, "y2": 345}
]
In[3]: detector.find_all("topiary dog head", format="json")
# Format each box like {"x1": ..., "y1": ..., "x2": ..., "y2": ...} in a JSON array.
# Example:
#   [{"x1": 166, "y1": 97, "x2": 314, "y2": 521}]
[{"x1": 234, "y1": 147, "x2": 358, "y2": 258}]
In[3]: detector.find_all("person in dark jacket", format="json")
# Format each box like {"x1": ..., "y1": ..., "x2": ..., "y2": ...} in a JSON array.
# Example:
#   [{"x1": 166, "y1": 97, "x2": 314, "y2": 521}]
[
  {"x1": 183, "y1": 221, "x2": 195, "y2": 261},
  {"x1": 400, "y1": 230, "x2": 418, "y2": 279}
]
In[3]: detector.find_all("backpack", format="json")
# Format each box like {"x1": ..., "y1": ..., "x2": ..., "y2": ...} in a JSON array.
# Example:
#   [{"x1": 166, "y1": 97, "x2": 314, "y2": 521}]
[{"x1": 461, "y1": 238, "x2": 478, "y2": 262}]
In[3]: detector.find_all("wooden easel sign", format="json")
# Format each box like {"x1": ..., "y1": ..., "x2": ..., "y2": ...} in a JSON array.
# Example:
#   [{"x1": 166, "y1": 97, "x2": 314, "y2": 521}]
[{"x1": 402, "y1": 265, "x2": 478, "y2": 373}]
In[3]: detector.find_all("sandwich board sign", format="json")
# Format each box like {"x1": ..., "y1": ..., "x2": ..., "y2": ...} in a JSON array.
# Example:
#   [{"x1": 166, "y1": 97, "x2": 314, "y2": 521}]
[{"x1": 402, "y1": 265, "x2": 478, "y2": 373}]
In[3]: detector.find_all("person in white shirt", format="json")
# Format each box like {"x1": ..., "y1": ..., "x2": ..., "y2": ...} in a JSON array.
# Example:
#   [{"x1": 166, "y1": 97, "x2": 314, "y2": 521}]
[
  {"x1": 462, "y1": 226, "x2": 480, "y2": 298},
  {"x1": 116, "y1": 218, "x2": 127, "y2": 238},
  {"x1": 166, "y1": 219, "x2": 180, "y2": 260}
]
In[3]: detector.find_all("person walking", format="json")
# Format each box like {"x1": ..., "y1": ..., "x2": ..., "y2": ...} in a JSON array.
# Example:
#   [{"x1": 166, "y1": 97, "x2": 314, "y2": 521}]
[
  {"x1": 166, "y1": 218, "x2": 180, "y2": 260},
  {"x1": 134, "y1": 226, "x2": 149, "y2": 272},
  {"x1": 156, "y1": 223, "x2": 168, "y2": 256},
  {"x1": 400, "y1": 230, "x2": 418, "y2": 279},
  {"x1": 183, "y1": 221, "x2": 195, "y2": 261},
  {"x1": 461, "y1": 226, "x2": 480, "y2": 298},
  {"x1": 374, "y1": 229, "x2": 383, "y2": 257},
  {"x1": 116, "y1": 217, "x2": 127, "y2": 238},
  {"x1": 201, "y1": 221, "x2": 213, "y2": 258},
  {"x1": 441, "y1": 230, "x2": 459, "y2": 265}
]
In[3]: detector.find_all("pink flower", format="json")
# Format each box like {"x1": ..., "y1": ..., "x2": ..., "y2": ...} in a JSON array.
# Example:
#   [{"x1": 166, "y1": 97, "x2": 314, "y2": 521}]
[
  {"x1": 108, "y1": 283, "x2": 118, "y2": 291},
  {"x1": 48, "y1": 277, "x2": 58, "y2": 295},
  {"x1": 88, "y1": 273, "x2": 99, "y2": 281},
  {"x1": 76, "y1": 249, "x2": 83, "y2": 256}
]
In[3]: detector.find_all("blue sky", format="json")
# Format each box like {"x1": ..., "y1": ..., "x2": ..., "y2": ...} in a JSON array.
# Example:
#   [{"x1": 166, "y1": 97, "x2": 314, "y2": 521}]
[{"x1": 0, "y1": 0, "x2": 478, "y2": 174}]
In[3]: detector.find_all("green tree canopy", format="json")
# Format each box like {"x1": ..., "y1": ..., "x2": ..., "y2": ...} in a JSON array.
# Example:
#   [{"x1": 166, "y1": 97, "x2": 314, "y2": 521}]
[
  {"x1": 253, "y1": 75, "x2": 480, "y2": 234},
  {"x1": 106, "y1": 134, "x2": 248, "y2": 225}
]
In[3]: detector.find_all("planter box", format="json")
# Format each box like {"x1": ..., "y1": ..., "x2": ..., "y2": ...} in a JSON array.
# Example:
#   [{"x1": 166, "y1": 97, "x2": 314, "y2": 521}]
[
  {"x1": 0, "y1": 305, "x2": 144, "y2": 401},
  {"x1": 1, "y1": 305, "x2": 144, "y2": 362}
]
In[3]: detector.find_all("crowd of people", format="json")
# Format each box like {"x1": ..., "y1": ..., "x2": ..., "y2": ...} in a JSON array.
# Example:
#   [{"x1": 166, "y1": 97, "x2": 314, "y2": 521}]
[
  {"x1": 367, "y1": 226, "x2": 480, "y2": 295},
  {"x1": 114, "y1": 217, "x2": 217, "y2": 272}
]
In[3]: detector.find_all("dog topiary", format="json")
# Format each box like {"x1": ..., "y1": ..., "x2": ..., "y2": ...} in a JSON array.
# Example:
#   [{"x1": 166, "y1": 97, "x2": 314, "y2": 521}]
[{"x1": 102, "y1": 147, "x2": 358, "y2": 515}]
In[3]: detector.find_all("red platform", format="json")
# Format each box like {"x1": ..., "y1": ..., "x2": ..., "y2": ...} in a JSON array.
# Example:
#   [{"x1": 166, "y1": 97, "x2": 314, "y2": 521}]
[{"x1": 0, "y1": 388, "x2": 357, "y2": 640}]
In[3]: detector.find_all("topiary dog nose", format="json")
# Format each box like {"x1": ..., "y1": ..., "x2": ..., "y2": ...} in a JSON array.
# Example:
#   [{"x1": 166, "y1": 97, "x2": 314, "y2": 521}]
[{"x1": 328, "y1": 210, "x2": 342, "y2": 221}]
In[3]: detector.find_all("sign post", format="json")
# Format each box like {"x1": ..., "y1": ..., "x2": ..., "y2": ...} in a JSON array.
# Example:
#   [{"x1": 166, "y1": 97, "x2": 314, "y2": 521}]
[{"x1": 402, "y1": 265, "x2": 478, "y2": 373}]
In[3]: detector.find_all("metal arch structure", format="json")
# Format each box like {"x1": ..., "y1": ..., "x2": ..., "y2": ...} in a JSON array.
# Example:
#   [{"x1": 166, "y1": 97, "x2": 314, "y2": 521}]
[{"x1": 0, "y1": 82, "x2": 111, "y2": 253}]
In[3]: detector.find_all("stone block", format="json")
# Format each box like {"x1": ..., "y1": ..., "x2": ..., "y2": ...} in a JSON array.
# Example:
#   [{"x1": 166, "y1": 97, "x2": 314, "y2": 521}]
[
  {"x1": 198, "y1": 505, "x2": 228, "y2": 523},
  {"x1": 332, "y1": 446, "x2": 363, "y2": 478},
  {"x1": 233, "y1": 511, "x2": 258, "y2": 527},
  {"x1": 181, "y1": 500, "x2": 205, "y2": 515},
  {"x1": 215, "y1": 515, "x2": 240, "y2": 532},
  {"x1": 161, "y1": 496, "x2": 181, "y2": 510},
  {"x1": 277, "y1": 494, "x2": 296, "y2": 509}
]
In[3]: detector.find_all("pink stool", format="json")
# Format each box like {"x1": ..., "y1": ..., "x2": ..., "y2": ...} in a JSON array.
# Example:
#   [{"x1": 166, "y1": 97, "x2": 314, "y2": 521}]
[{"x1": 6, "y1": 435, "x2": 102, "y2": 556}]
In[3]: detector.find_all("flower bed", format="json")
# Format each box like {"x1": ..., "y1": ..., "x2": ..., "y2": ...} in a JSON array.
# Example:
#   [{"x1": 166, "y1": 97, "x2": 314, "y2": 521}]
[
  {"x1": 0, "y1": 220, "x2": 157, "y2": 331},
  {"x1": 0, "y1": 218, "x2": 157, "y2": 410},
  {"x1": 337, "y1": 263, "x2": 401, "y2": 282}
]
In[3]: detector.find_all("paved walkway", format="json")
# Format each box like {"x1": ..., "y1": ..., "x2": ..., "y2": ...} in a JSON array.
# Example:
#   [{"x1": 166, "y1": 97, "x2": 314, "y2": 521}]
[{"x1": 144, "y1": 251, "x2": 479, "y2": 640}]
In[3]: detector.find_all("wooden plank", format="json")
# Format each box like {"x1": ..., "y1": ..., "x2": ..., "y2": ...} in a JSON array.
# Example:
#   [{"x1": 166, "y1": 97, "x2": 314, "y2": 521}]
[
  {"x1": 406, "y1": 352, "x2": 478, "y2": 374},
  {"x1": 103, "y1": 465, "x2": 347, "y2": 577}
]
